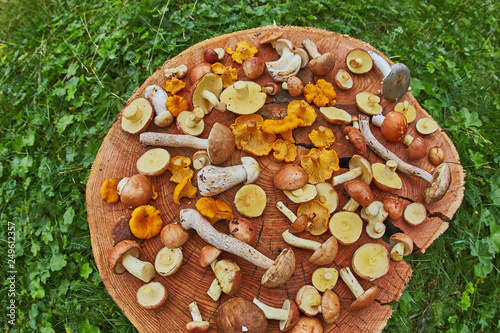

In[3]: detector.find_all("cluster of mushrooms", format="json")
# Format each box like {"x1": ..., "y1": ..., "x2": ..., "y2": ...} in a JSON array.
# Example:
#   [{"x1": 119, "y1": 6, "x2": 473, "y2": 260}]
[{"x1": 101, "y1": 25, "x2": 453, "y2": 332}]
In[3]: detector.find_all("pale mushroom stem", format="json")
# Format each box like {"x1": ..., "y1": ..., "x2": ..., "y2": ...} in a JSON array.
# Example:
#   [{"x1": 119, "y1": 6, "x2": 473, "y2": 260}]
[
  {"x1": 365, "y1": 202, "x2": 380, "y2": 218},
  {"x1": 276, "y1": 201, "x2": 298, "y2": 222},
  {"x1": 302, "y1": 39, "x2": 321, "y2": 59},
  {"x1": 332, "y1": 167, "x2": 363, "y2": 186},
  {"x1": 282, "y1": 230, "x2": 320, "y2": 251},
  {"x1": 343, "y1": 198, "x2": 360, "y2": 212},
  {"x1": 402, "y1": 134, "x2": 414, "y2": 147},
  {"x1": 140, "y1": 132, "x2": 209, "y2": 150},
  {"x1": 202, "y1": 90, "x2": 220, "y2": 106},
  {"x1": 253, "y1": 299, "x2": 288, "y2": 321},
  {"x1": 340, "y1": 267, "x2": 364, "y2": 299},
  {"x1": 383, "y1": 160, "x2": 398, "y2": 178},
  {"x1": 185, "y1": 108, "x2": 205, "y2": 127},
  {"x1": 234, "y1": 81, "x2": 249, "y2": 99},
  {"x1": 121, "y1": 253, "x2": 156, "y2": 282},
  {"x1": 390, "y1": 243, "x2": 405, "y2": 261},
  {"x1": 188, "y1": 301, "x2": 204, "y2": 322},
  {"x1": 123, "y1": 104, "x2": 142, "y2": 121}
]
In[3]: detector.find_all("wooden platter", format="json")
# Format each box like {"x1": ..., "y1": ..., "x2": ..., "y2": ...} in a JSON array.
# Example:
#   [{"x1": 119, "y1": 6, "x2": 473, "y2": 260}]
[{"x1": 86, "y1": 26, "x2": 465, "y2": 332}]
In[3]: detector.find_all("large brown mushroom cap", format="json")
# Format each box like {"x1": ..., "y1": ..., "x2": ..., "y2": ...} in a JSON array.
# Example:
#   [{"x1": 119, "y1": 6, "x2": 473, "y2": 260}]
[
  {"x1": 344, "y1": 179, "x2": 374, "y2": 207},
  {"x1": 118, "y1": 174, "x2": 155, "y2": 209},
  {"x1": 321, "y1": 289, "x2": 341, "y2": 324},
  {"x1": 216, "y1": 297, "x2": 268, "y2": 333},
  {"x1": 273, "y1": 164, "x2": 309, "y2": 191},
  {"x1": 207, "y1": 123, "x2": 236, "y2": 165},
  {"x1": 108, "y1": 239, "x2": 140, "y2": 274},
  {"x1": 289, "y1": 316, "x2": 323, "y2": 333},
  {"x1": 350, "y1": 285, "x2": 379, "y2": 311},
  {"x1": 261, "y1": 248, "x2": 296, "y2": 288},
  {"x1": 309, "y1": 236, "x2": 338, "y2": 266}
]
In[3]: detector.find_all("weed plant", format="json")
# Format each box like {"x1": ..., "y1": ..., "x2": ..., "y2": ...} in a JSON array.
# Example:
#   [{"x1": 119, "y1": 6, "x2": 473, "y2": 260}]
[{"x1": 0, "y1": 0, "x2": 498, "y2": 332}]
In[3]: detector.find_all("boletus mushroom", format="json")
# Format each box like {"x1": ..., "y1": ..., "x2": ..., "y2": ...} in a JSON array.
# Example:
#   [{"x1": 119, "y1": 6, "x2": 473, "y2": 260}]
[
  {"x1": 282, "y1": 230, "x2": 338, "y2": 266},
  {"x1": 117, "y1": 174, "x2": 156, "y2": 209},
  {"x1": 253, "y1": 298, "x2": 300, "y2": 331},
  {"x1": 302, "y1": 39, "x2": 335, "y2": 76},
  {"x1": 340, "y1": 267, "x2": 379, "y2": 311},
  {"x1": 108, "y1": 240, "x2": 155, "y2": 282},
  {"x1": 216, "y1": 297, "x2": 268, "y2": 333}
]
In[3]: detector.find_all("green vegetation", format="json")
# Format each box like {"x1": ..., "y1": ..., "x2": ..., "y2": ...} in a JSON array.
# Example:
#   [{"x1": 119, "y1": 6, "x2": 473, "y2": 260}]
[{"x1": 1, "y1": 0, "x2": 498, "y2": 332}]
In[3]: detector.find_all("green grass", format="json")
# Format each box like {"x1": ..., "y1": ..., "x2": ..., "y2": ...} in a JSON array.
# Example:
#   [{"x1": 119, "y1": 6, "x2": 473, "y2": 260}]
[{"x1": 1, "y1": 0, "x2": 499, "y2": 332}]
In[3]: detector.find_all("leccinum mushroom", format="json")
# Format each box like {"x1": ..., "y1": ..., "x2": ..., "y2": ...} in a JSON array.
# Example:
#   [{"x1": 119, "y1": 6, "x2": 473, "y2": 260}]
[
  {"x1": 282, "y1": 230, "x2": 338, "y2": 266},
  {"x1": 216, "y1": 297, "x2": 268, "y2": 333},
  {"x1": 139, "y1": 122, "x2": 235, "y2": 165},
  {"x1": 196, "y1": 156, "x2": 260, "y2": 196},
  {"x1": 186, "y1": 301, "x2": 210, "y2": 333},
  {"x1": 253, "y1": 298, "x2": 300, "y2": 331},
  {"x1": 368, "y1": 51, "x2": 411, "y2": 101},
  {"x1": 144, "y1": 85, "x2": 174, "y2": 127},
  {"x1": 108, "y1": 240, "x2": 155, "y2": 282},
  {"x1": 340, "y1": 267, "x2": 379, "y2": 311},
  {"x1": 359, "y1": 114, "x2": 451, "y2": 204},
  {"x1": 180, "y1": 209, "x2": 295, "y2": 288}
]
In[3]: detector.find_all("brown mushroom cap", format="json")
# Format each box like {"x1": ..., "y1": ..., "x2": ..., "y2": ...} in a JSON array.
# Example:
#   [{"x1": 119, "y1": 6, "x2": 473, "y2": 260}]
[
  {"x1": 289, "y1": 316, "x2": 323, "y2": 333},
  {"x1": 289, "y1": 214, "x2": 310, "y2": 234},
  {"x1": 198, "y1": 245, "x2": 222, "y2": 267},
  {"x1": 111, "y1": 216, "x2": 138, "y2": 245},
  {"x1": 350, "y1": 285, "x2": 379, "y2": 311},
  {"x1": 344, "y1": 179, "x2": 374, "y2": 207},
  {"x1": 273, "y1": 164, "x2": 309, "y2": 191},
  {"x1": 389, "y1": 233, "x2": 414, "y2": 256},
  {"x1": 118, "y1": 174, "x2": 154, "y2": 209},
  {"x1": 309, "y1": 236, "x2": 338, "y2": 266},
  {"x1": 404, "y1": 135, "x2": 427, "y2": 160},
  {"x1": 309, "y1": 52, "x2": 336, "y2": 76},
  {"x1": 321, "y1": 289, "x2": 341, "y2": 324},
  {"x1": 206, "y1": 123, "x2": 236, "y2": 165},
  {"x1": 228, "y1": 218, "x2": 257, "y2": 245},
  {"x1": 108, "y1": 239, "x2": 140, "y2": 274},
  {"x1": 280, "y1": 299, "x2": 301, "y2": 331},
  {"x1": 186, "y1": 321, "x2": 210, "y2": 333},
  {"x1": 383, "y1": 63, "x2": 411, "y2": 101},
  {"x1": 160, "y1": 223, "x2": 189, "y2": 249},
  {"x1": 216, "y1": 297, "x2": 268, "y2": 333},
  {"x1": 136, "y1": 281, "x2": 168, "y2": 310},
  {"x1": 261, "y1": 248, "x2": 296, "y2": 288},
  {"x1": 383, "y1": 197, "x2": 405, "y2": 220}
]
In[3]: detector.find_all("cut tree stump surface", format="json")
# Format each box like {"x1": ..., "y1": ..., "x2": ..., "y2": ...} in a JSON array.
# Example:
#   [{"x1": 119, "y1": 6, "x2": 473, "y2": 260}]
[{"x1": 86, "y1": 26, "x2": 465, "y2": 332}]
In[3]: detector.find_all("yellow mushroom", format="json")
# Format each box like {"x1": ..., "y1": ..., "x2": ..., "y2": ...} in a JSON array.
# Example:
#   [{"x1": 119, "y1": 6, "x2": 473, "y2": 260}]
[
  {"x1": 287, "y1": 100, "x2": 317, "y2": 127},
  {"x1": 300, "y1": 148, "x2": 340, "y2": 184},
  {"x1": 308, "y1": 126, "x2": 335, "y2": 148},
  {"x1": 129, "y1": 205, "x2": 163, "y2": 239},
  {"x1": 211, "y1": 62, "x2": 238, "y2": 88},
  {"x1": 173, "y1": 175, "x2": 197, "y2": 204},
  {"x1": 166, "y1": 156, "x2": 193, "y2": 184},
  {"x1": 100, "y1": 178, "x2": 120, "y2": 204},
  {"x1": 165, "y1": 95, "x2": 189, "y2": 117},
  {"x1": 226, "y1": 41, "x2": 258, "y2": 64},
  {"x1": 230, "y1": 114, "x2": 276, "y2": 156},
  {"x1": 272, "y1": 139, "x2": 297, "y2": 163},
  {"x1": 164, "y1": 77, "x2": 186, "y2": 95},
  {"x1": 303, "y1": 79, "x2": 336, "y2": 108},
  {"x1": 195, "y1": 197, "x2": 234, "y2": 225}
]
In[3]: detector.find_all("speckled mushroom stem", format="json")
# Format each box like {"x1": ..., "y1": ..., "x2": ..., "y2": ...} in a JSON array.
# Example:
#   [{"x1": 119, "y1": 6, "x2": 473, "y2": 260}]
[
  {"x1": 180, "y1": 209, "x2": 274, "y2": 269},
  {"x1": 139, "y1": 132, "x2": 208, "y2": 150}
]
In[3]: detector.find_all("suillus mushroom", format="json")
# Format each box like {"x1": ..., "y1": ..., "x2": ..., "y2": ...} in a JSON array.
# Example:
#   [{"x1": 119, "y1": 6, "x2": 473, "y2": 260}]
[
  {"x1": 383, "y1": 197, "x2": 405, "y2": 221},
  {"x1": 371, "y1": 160, "x2": 403, "y2": 192},
  {"x1": 394, "y1": 100, "x2": 416, "y2": 123},
  {"x1": 373, "y1": 111, "x2": 408, "y2": 143},
  {"x1": 295, "y1": 285, "x2": 322, "y2": 316},
  {"x1": 226, "y1": 40, "x2": 258, "y2": 64},
  {"x1": 343, "y1": 179, "x2": 374, "y2": 212},
  {"x1": 117, "y1": 174, "x2": 156, "y2": 209},
  {"x1": 302, "y1": 39, "x2": 335, "y2": 76},
  {"x1": 416, "y1": 117, "x2": 439, "y2": 135},
  {"x1": 136, "y1": 282, "x2": 168, "y2": 310},
  {"x1": 329, "y1": 211, "x2": 363, "y2": 245},
  {"x1": 339, "y1": 267, "x2": 379, "y2": 311},
  {"x1": 144, "y1": 85, "x2": 174, "y2": 128},
  {"x1": 356, "y1": 92, "x2": 382, "y2": 116},
  {"x1": 314, "y1": 182, "x2": 339, "y2": 214},
  {"x1": 100, "y1": 178, "x2": 119, "y2": 204},
  {"x1": 272, "y1": 139, "x2": 298, "y2": 163},
  {"x1": 312, "y1": 267, "x2": 339, "y2": 292},
  {"x1": 164, "y1": 64, "x2": 188, "y2": 79},
  {"x1": 136, "y1": 148, "x2": 171, "y2": 176},
  {"x1": 121, "y1": 98, "x2": 154, "y2": 134},
  {"x1": 359, "y1": 114, "x2": 452, "y2": 203},
  {"x1": 216, "y1": 297, "x2": 268, "y2": 333},
  {"x1": 276, "y1": 201, "x2": 311, "y2": 234},
  {"x1": 214, "y1": 259, "x2": 242, "y2": 296},
  {"x1": 297, "y1": 200, "x2": 331, "y2": 236},
  {"x1": 196, "y1": 197, "x2": 234, "y2": 225},
  {"x1": 382, "y1": 63, "x2": 411, "y2": 101},
  {"x1": 346, "y1": 49, "x2": 373, "y2": 74},
  {"x1": 308, "y1": 126, "x2": 335, "y2": 148},
  {"x1": 389, "y1": 233, "x2": 414, "y2": 261},
  {"x1": 242, "y1": 57, "x2": 266, "y2": 80},
  {"x1": 204, "y1": 48, "x2": 220, "y2": 63},
  {"x1": 108, "y1": 240, "x2": 155, "y2": 282},
  {"x1": 139, "y1": 122, "x2": 235, "y2": 165},
  {"x1": 289, "y1": 316, "x2": 323, "y2": 333},
  {"x1": 261, "y1": 81, "x2": 280, "y2": 96},
  {"x1": 284, "y1": 184, "x2": 318, "y2": 204},
  {"x1": 160, "y1": 223, "x2": 189, "y2": 249},
  {"x1": 321, "y1": 289, "x2": 341, "y2": 324},
  {"x1": 273, "y1": 164, "x2": 309, "y2": 191},
  {"x1": 403, "y1": 202, "x2": 427, "y2": 226},
  {"x1": 176, "y1": 107, "x2": 205, "y2": 136},
  {"x1": 303, "y1": 79, "x2": 336, "y2": 108},
  {"x1": 403, "y1": 134, "x2": 427, "y2": 160},
  {"x1": 360, "y1": 201, "x2": 388, "y2": 239},
  {"x1": 352, "y1": 243, "x2": 390, "y2": 280},
  {"x1": 319, "y1": 106, "x2": 352, "y2": 125},
  {"x1": 192, "y1": 73, "x2": 226, "y2": 114},
  {"x1": 228, "y1": 217, "x2": 256, "y2": 245},
  {"x1": 129, "y1": 205, "x2": 163, "y2": 239},
  {"x1": 220, "y1": 81, "x2": 267, "y2": 115},
  {"x1": 331, "y1": 154, "x2": 372, "y2": 186},
  {"x1": 234, "y1": 184, "x2": 267, "y2": 217},
  {"x1": 266, "y1": 39, "x2": 308, "y2": 82},
  {"x1": 282, "y1": 230, "x2": 338, "y2": 265},
  {"x1": 155, "y1": 246, "x2": 183, "y2": 276},
  {"x1": 198, "y1": 245, "x2": 223, "y2": 301},
  {"x1": 231, "y1": 114, "x2": 276, "y2": 156},
  {"x1": 180, "y1": 209, "x2": 296, "y2": 288},
  {"x1": 253, "y1": 298, "x2": 300, "y2": 331},
  {"x1": 301, "y1": 148, "x2": 340, "y2": 184},
  {"x1": 334, "y1": 69, "x2": 353, "y2": 90},
  {"x1": 343, "y1": 126, "x2": 368, "y2": 157},
  {"x1": 196, "y1": 156, "x2": 260, "y2": 196},
  {"x1": 186, "y1": 301, "x2": 210, "y2": 333},
  {"x1": 429, "y1": 146, "x2": 445, "y2": 165}
]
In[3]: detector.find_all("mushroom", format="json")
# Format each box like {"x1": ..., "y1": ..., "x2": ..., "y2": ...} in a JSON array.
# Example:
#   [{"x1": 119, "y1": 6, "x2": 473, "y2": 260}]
[
  {"x1": 228, "y1": 218, "x2": 257, "y2": 245},
  {"x1": 216, "y1": 297, "x2": 268, "y2": 333},
  {"x1": 394, "y1": 100, "x2": 416, "y2": 123},
  {"x1": 296, "y1": 200, "x2": 331, "y2": 236},
  {"x1": 346, "y1": 49, "x2": 373, "y2": 74},
  {"x1": 320, "y1": 289, "x2": 341, "y2": 324},
  {"x1": 276, "y1": 201, "x2": 311, "y2": 234},
  {"x1": 301, "y1": 148, "x2": 340, "y2": 184},
  {"x1": 165, "y1": 95, "x2": 190, "y2": 117},
  {"x1": 328, "y1": 211, "x2": 363, "y2": 245},
  {"x1": 136, "y1": 282, "x2": 168, "y2": 310},
  {"x1": 120, "y1": 98, "x2": 154, "y2": 134},
  {"x1": 242, "y1": 57, "x2": 266, "y2": 80},
  {"x1": 166, "y1": 155, "x2": 193, "y2": 183},
  {"x1": 261, "y1": 81, "x2": 280, "y2": 96},
  {"x1": 287, "y1": 100, "x2": 318, "y2": 127},
  {"x1": 108, "y1": 240, "x2": 155, "y2": 282},
  {"x1": 204, "y1": 48, "x2": 220, "y2": 63},
  {"x1": 356, "y1": 92, "x2": 382, "y2": 116},
  {"x1": 429, "y1": 146, "x2": 445, "y2": 165},
  {"x1": 139, "y1": 122, "x2": 235, "y2": 165},
  {"x1": 383, "y1": 197, "x2": 405, "y2": 221},
  {"x1": 283, "y1": 184, "x2": 318, "y2": 204},
  {"x1": 286, "y1": 76, "x2": 304, "y2": 97},
  {"x1": 172, "y1": 175, "x2": 197, "y2": 204},
  {"x1": 389, "y1": 233, "x2": 414, "y2": 261},
  {"x1": 144, "y1": 85, "x2": 174, "y2": 128},
  {"x1": 196, "y1": 197, "x2": 234, "y2": 225},
  {"x1": 339, "y1": 267, "x2": 379, "y2": 311},
  {"x1": 359, "y1": 114, "x2": 452, "y2": 203},
  {"x1": 343, "y1": 179, "x2": 374, "y2": 212},
  {"x1": 331, "y1": 154, "x2": 372, "y2": 186},
  {"x1": 252, "y1": 298, "x2": 300, "y2": 331},
  {"x1": 234, "y1": 184, "x2": 267, "y2": 218},
  {"x1": 308, "y1": 126, "x2": 335, "y2": 149},
  {"x1": 360, "y1": 201, "x2": 388, "y2": 239},
  {"x1": 372, "y1": 160, "x2": 403, "y2": 192},
  {"x1": 372, "y1": 111, "x2": 408, "y2": 143},
  {"x1": 160, "y1": 223, "x2": 189, "y2": 249},
  {"x1": 289, "y1": 316, "x2": 323, "y2": 333},
  {"x1": 231, "y1": 114, "x2": 276, "y2": 156},
  {"x1": 164, "y1": 64, "x2": 188, "y2": 79},
  {"x1": 100, "y1": 178, "x2": 119, "y2": 204},
  {"x1": 416, "y1": 117, "x2": 439, "y2": 135},
  {"x1": 343, "y1": 126, "x2": 368, "y2": 157},
  {"x1": 302, "y1": 39, "x2": 335, "y2": 75},
  {"x1": 176, "y1": 107, "x2": 205, "y2": 136},
  {"x1": 272, "y1": 139, "x2": 298, "y2": 163},
  {"x1": 382, "y1": 63, "x2": 411, "y2": 101},
  {"x1": 155, "y1": 246, "x2": 183, "y2": 276},
  {"x1": 282, "y1": 230, "x2": 338, "y2": 265},
  {"x1": 295, "y1": 285, "x2": 322, "y2": 316},
  {"x1": 186, "y1": 301, "x2": 210, "y2": 333},
  {"x1": 261, "y1": 115, "x2": 304, "y2": 141},
  {"x1": 198, "y1": 245, "x2": 223, "y2": 301},
  {"x1": 303, "y1": 79, "x2": 336, "y2": 108},
  {"x1": 266, "y1": 39, "x2": 308, "y2": 82},
  {"x1": 226, "y1": 40, "x2": 258, "y2": 64},
  {"x1": 192, "y1": 150, "x2": 211, "y2": 170},
  {"x1": 192, "y1": 73, "x2": 226, "y2": 114},
  {"x1": 334, "y1": 69, "x2": 353, "y2": 90},
  {"x1": 164, "y1": 77, "x2": 186, "y2": 95},
  {"x1": 352, "y1": 243, "x2": 390, "y2": 280},
  {"x1": 213, "y1": 259, "x2": 242, "y2": 296},
  {"x1": 117, "y1": 174, "x2": 156, "y2": 209},
  {"x1": 220, "y1": 81, "x2": 267, "y2": 115},
  {"x1": 189, "y1": 62, "x2": 213, "y2": 84},
  {"x1": 273, "y1": 164, "x2": 309, "y2": 191},
  {"x1": 259, "y1": 28, "x2": 285, "y2": 46},
  {"x1": 196, "y1": 156, "x2": 260, "y2": 196},
  {"x1": 111, "y1": 216, "x2": 138, "y2": 244},
  {"x1": 319, "y1": 106, "x2": 352, "y2": 125},
  {"x1": 211, "y1": 62, "x2": 238, "y2": 88},
  {"x1": 312, "y1": 267, "x2": 339, "y2": 292},
  {"x1": 180, "y1": 209, "x2": 296, "y2": 288},
  {"x1": 403, "y1": 134, "x2": 427, "y2": 160},
  {"x1": 129, "y1": 205, "x2": 163, "y2": 239},
  {"x1": 403, "y1": 202, "x2": 427, "y2": 226},
  {"x1": 136, "y1": 148, "x2": 171, "y2": 176},
  {"x1": 314, "y1": 182, "x2": 339, "y2": 214}
]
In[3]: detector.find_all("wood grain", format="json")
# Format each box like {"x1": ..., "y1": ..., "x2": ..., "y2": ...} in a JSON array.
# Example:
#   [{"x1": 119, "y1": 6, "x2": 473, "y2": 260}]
[{"x1": 86, "y1": 26, "x2": 465, "y2": 332}]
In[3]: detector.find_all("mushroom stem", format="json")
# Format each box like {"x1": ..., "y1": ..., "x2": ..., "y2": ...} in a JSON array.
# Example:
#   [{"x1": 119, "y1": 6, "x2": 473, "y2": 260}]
[
  {"x1": 339, "y1": 267, "x2": 364, "y2": 299},
  {"x1": 123, "y1": 105, "x2": 142, "y2": 121},
  {"x1": 188, "y1": 301, "x2": 204, "y2": 322},
  {"x1": 383, "y1": 160, "x2": 398, "y2": 178},
  {"x1": 343, "y1": 198, "x2": 360, "y2": 212},
  {"x1": 140, "y1": 132, "x2": 209, "y2": 150},
  {"x1": 276, "y1": 201, "x2": 298, "y2": 222},
  {"x1": 282, "y1": 230, "x2": 320, "y2": 251},
  {"x1": 367, "y1": 51, "x2": 392, "y2": 78},
  {"x1": 121, "y1": 253, "x2": 156, "y2": 282},
  {"x1": 185, "y1": 107, "x2": 205, "y2": 127},
  {"x1": 234, "y1": 81, "x2": 249, "y2": 99},
  {"x1": 180, "y1": 209, "x2": 274, "y2": 269},
  {"x1": 202, "y1": 90, "x2": 220, "y2": 106},
  {"x1": 252, "y1": 298, "x2": 289, "y2": 321},
  {"x1": 332, "y1": 167, "x2": 362, "y2": 186}
]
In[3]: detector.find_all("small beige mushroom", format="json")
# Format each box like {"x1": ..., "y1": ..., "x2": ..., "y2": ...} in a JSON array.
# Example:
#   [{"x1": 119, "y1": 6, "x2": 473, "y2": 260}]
[
  {"x1": 296, "y1": 285, "x2": 322, "y2": 316},
  {"x1": 155, "y1": 247, "x2": 183, "y2": 276},
  {"x1": 389, "y1": 233, "x2": 414, "y2": 261},
  {"x1": 372, "y1": 160, "x2": 403, "y2": 192},
  {"x1": 136, "y1": 282, "x2": 168, "y2": 310},
  {"x1": 176, "y1": 107, "x2": 205, "y2": 136},
  {"x1": 186, "y1": 301, "x2": 210, "y2": 333},
  {"x1": 360, "y1": 201, "x2": 388, "y2": 239},
  {"x1": 282, "y1": 230, "x2": 338, "y2": 266},
  {"x1": 346, "y1": 49, "x2": 373, "y2": 74}
]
